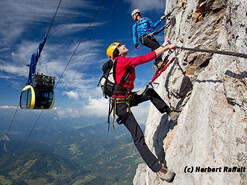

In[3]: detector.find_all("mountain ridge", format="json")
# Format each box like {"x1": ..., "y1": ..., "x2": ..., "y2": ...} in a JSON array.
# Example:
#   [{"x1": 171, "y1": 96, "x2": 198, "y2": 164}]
[{"x1": 1, "y1": 123, "x2": 143, "y2": 184}]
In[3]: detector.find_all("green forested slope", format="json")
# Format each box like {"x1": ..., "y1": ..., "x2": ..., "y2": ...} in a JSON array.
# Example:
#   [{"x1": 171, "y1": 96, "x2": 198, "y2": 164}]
[{"x1": 0, "y1": 124, "x2": 144, "y2": 184}]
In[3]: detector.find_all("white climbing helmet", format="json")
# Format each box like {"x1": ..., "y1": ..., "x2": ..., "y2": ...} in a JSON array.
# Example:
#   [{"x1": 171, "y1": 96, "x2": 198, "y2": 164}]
[{"x1": 131, "y1": 9, "x2": 141, "y2": 17}]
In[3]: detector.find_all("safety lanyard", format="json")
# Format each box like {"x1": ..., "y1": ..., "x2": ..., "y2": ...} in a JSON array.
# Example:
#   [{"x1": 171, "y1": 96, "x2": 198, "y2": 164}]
[{"x1": 149, "y1": 54, "x2": 176, "y2": 85}]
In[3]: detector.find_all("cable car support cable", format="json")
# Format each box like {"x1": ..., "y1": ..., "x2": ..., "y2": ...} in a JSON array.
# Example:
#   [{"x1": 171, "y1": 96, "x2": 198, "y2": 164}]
[
  {"x1": 20, "y1": 0, "x2": 106, "y2": 151},
  {"x1": 0, "y1": 0, "x2": 63, "y2": 154},
  {"x1": 54, "y1": 0, "x2": 105, "y2": 89},
  {"x1": 41, "y1": 0, "x2": 119, "y2": 136}
]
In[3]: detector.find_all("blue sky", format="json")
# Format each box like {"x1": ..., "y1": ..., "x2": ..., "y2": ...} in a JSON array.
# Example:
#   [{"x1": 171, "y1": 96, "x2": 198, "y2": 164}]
[{"x1": 0, "y1": 0, "x2": 166, "y2": 133}]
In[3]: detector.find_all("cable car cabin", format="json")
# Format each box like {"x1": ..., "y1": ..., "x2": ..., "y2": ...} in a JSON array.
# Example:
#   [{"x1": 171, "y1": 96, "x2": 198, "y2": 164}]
[
  {"x1": 20, "y1": 85, "x2": 54, "y2": 109},
  {"x1": 20, "y1": 74, "x2": 55, "y2": 109}
]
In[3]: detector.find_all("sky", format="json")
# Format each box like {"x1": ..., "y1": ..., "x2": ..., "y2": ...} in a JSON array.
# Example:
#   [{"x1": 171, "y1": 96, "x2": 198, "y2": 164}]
[{"x1": 0, "y1": 0, "x2": 167, "y2": 136}]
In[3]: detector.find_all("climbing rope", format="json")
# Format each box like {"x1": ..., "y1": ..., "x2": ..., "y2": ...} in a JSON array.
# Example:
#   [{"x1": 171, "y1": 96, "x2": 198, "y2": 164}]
[{"x1": 176, "y1": 46, "x2": 247, "y2": 59}]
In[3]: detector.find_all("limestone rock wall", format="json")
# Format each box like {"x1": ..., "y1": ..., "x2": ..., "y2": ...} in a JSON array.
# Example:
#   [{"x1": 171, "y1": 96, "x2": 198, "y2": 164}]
[{"x1": 134, "y1": 0, "x2": 247, "y2": 184}]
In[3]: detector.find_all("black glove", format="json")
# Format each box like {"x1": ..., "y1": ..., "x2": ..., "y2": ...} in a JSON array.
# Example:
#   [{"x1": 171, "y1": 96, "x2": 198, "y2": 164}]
[
  {"x1": 135, "y1": 43, "x2": 139, "y2": 49},
  {"x1": 165, "y1": 10, "x2": 173, "y2": 18}
]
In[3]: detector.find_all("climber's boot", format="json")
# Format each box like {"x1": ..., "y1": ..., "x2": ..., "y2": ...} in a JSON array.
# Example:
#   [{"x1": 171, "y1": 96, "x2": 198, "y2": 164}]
[
  {"x1": 168, "y1": 107, "x2": 182, "y2": 122},
  {"x1": 152, "y1": 63, "x2": 159, "y2": 70},
  {"x1": 157, "y1": 167, "x2": 175, "y2": 182},
  {"x1": 152, "y1": 60, "x2": 163, "y2": 70}
]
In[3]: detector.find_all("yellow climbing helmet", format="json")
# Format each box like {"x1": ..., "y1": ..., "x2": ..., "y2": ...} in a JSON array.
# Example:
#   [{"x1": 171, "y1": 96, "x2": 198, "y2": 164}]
[{"x1": 106, "y1": 42, "x2": 121, "y2": 59}]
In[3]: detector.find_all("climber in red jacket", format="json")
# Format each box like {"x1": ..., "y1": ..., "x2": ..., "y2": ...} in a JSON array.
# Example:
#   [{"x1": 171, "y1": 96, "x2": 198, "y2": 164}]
[{"x1": 106, "y1": 38, "x2": 176, "y2": 182}]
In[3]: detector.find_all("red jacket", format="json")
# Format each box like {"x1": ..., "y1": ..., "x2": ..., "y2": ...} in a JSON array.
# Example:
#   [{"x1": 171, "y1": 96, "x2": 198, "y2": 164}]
[{"x1": 113, "y1": 51, "x2": 156, "y2": 98}]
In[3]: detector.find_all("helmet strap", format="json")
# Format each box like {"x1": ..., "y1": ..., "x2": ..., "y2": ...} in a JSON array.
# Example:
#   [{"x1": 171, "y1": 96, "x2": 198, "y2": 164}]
[
  {"x1": 136, "y1": 13, "x2": 141, "y2": 21},
  {"x1": 134, "y1": 14, "x2": 137, "y2": 21}
]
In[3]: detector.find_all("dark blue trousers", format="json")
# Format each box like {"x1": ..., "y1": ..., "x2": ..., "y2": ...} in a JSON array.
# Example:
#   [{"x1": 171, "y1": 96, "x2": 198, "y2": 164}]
[
  {"x1": 116, "y1": 88, "x2": 170, "y2": 172},
  {"x1": 139, "y1": 35, "x2": 162, "y2": 66}
]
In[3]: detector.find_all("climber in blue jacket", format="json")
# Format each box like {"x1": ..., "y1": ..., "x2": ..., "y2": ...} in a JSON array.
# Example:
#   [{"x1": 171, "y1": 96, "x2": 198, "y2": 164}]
[{"x1": 132, "y1": 9, "x2": 166, "y2": 70}]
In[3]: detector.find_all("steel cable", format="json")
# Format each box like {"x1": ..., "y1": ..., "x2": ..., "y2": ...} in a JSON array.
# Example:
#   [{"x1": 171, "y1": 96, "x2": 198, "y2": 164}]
[
  {"x1": 19, "y1": 0, "x2": 106, "y2": 151},
  {"x1": 177, "y1": 46, "x2": 247, "y2": 59},
  {"x1": 0, "y1": 0, "x2": 63, "y2": 154}
]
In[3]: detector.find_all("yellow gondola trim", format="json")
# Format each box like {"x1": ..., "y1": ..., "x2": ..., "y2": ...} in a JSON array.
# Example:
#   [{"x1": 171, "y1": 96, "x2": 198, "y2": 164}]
[
  {"x1": 22, "y1": 85, "x2": 35, "y2": 109},
  {"x1": 49, "y1": 92, "x2": 55, "y2": 109}
]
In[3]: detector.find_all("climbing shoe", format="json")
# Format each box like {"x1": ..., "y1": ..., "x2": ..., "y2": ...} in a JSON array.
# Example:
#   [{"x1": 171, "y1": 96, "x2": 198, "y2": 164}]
[
  {"x1": 157, "y1": 167, "x2": 175, "y2": 182},
  {"x1": 152, "y1": 64, "x2": 159, "y2": 70},
  {"x1": 168, "y1": 107, "x2": 182, "y2": 122},
  {"x1": 152, "y1": 61, "x2": 163, "y2": 70}
]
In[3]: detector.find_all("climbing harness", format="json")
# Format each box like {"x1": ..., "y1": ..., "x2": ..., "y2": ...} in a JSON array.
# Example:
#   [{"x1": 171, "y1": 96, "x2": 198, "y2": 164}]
[
  {"x1": 111, "y1": 95, "x2": 134, "y2": 130},
  {"x1": 107, "y1": 48, "x2": 177, "y2": 130},
  {"x1": 135, "y1": 17, "x2": 151, "y2": 38},
  {"x1": 108, "y1": 54, "x2": 177, "y2": 130},
  {"x1": 135, "y1": 15, "x2": 174, "y2": 43},
  {"x1": 176, "y1": 46, "x2": 247, "y2": 59}
]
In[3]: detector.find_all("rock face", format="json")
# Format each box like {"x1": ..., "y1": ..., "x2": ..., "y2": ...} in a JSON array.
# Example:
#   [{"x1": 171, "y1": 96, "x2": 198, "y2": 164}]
[{"x1": 133, "y1": 0, "x2": 247, "y2": 184}]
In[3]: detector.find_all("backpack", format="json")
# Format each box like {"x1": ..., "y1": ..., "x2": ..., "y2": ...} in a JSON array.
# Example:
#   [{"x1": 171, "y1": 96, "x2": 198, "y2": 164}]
[
  {"x1": 98, "y1": 59, "x2": 131, "y2": 130},
  {"x1": 98, "y1": 59, "x2": 131, "y2": 99}
]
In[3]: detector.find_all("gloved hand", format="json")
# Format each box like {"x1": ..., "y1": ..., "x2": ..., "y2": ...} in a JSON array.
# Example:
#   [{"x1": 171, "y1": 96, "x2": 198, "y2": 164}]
[
  {"x1": 164, "y1": 10, "x2": 173, "y2": 18},
  {"x1": 135, "y1": 43, "x2": 139, "y2": 49},
  {"x1": 160, "y1": 16, "x2": 165, "y2": 22}
]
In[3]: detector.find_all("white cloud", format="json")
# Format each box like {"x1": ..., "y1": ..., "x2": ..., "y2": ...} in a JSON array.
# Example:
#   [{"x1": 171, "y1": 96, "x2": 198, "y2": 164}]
[
  {"x1": 0, "y1": 0, "x2": 94, "y2": 45},
  {"x1": 0, "y1": 38, "x2": 102, "y2": 88},
  {"x1": 65, "y1": 91, "x2": 79, "y2": 100},
  {"x1": 82, "y1": 96, "x2": 149, "y2": 124},
  {"x1": 0, "y1": 0, "x2": 154, "y2": 125},
  {"x1": 0, "y1": 105, "x2": 17, "y2": 109},
  {"x1": 131, "y1": 102, "x2": 149, "y2": 125},
  {"x1": 124, "y1": 0, "x2": 165, "y2": 13},
  {"x1": 0, "y1": 0, "x2": 108, "y2": 106},
  {"x1": 81, "y1": 97, "x2": 108, "y2": 117},
  {"x1": 54, "y1": 107, "x2": 81, "y2": 120},
  {"x1": 54, "y1": 96, "x2": 107, "y2": 120},
  {"x1": 0, "y1": 64, "x2": 27, "y2": 78},
  {"x1": 54, "y1": 95, "x2": 149, "y2": 125},
  {"x1": 52, "y1": 22, "x2": 104, "y2": 36}
]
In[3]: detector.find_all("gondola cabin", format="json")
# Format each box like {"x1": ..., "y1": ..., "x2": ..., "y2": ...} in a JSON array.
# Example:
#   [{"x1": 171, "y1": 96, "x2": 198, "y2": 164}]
[{"x1": 20, "y1": 74, "x2": 55, "y2": 109}]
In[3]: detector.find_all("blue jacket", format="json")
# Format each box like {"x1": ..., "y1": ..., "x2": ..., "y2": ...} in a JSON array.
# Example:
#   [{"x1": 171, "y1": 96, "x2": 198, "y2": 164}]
[{"x1": 133, "y1": 17, "x2": 164, "y2": 45}]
